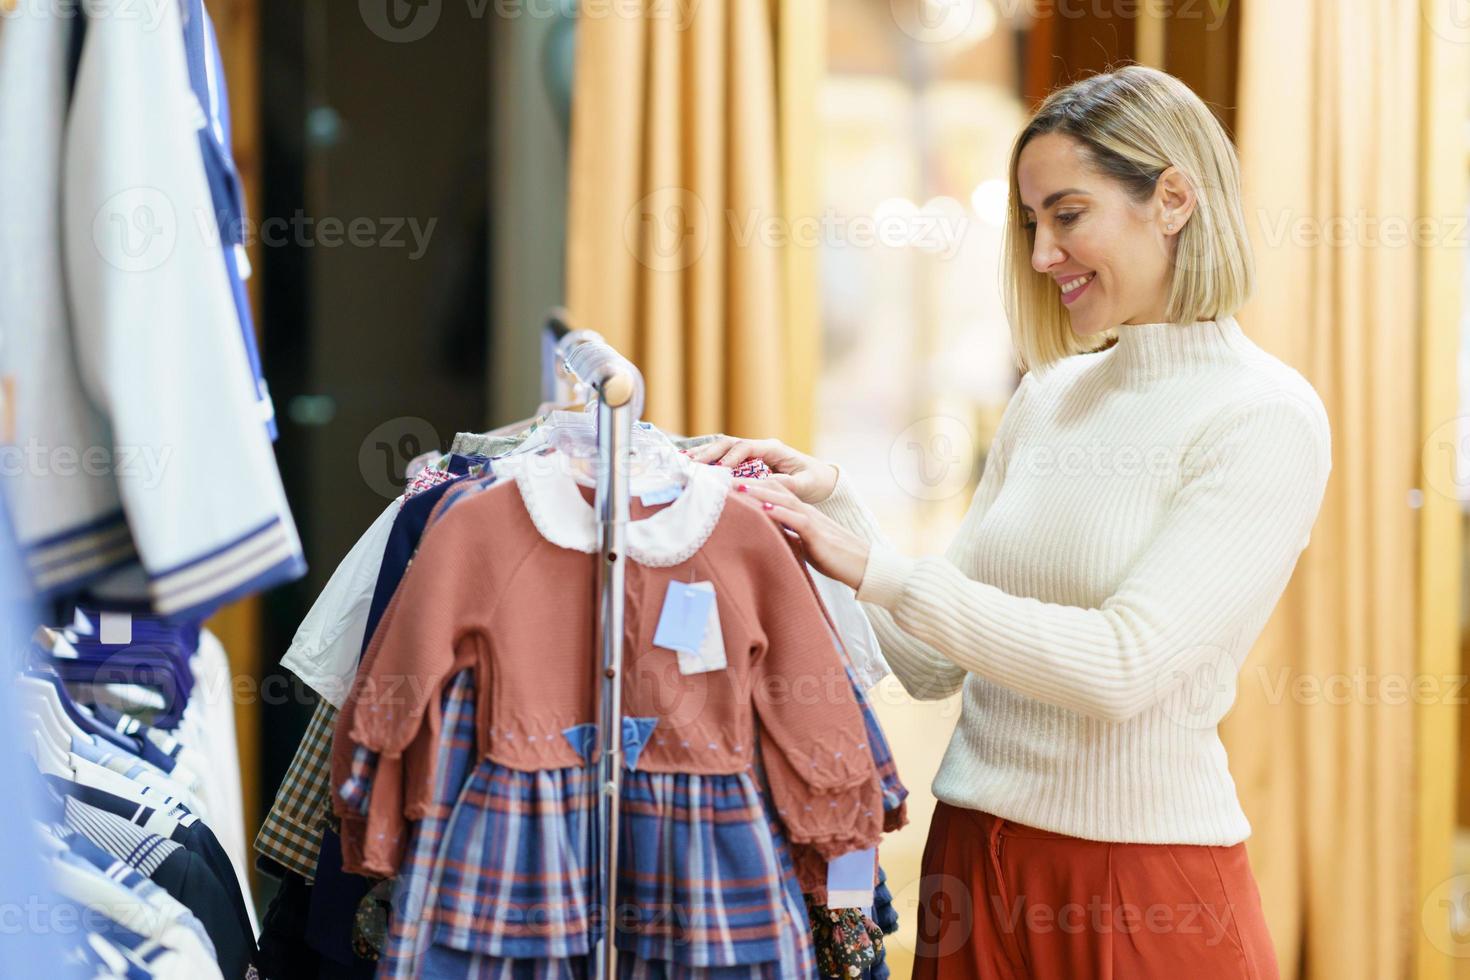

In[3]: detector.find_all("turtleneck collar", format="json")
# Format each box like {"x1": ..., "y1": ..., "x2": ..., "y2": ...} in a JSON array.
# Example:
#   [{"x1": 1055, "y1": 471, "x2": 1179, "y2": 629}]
[{"x1": 1105, "y1": 315, "x2": 1250, "y2": 382}]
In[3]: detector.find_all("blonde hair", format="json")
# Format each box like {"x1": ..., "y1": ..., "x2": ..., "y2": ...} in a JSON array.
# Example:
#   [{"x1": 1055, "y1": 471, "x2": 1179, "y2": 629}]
[{"x1": 1003, "y1": 65, "x2": 1254, "y2": 373}]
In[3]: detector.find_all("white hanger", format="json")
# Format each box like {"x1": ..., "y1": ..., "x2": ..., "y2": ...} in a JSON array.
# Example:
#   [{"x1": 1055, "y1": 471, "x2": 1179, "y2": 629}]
[
  {"x1": 18, "y1": 675, "x2": 92, "y2": 742},
  {"x1": 22, "y1": 703, "x2": 75, "y2": 777}
]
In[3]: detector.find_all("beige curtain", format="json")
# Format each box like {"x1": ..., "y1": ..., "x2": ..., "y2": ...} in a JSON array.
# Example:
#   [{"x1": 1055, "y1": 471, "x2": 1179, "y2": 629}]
[
  {"x1": 566, "y1": 0, "x2": 823, "y2": 447},
  {"x1": 1230, "y1": 1, "x2": 1463, "y2": 977}
]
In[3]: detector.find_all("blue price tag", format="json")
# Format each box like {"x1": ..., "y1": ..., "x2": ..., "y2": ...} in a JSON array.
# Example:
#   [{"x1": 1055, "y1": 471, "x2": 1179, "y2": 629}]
[
  {"x1": 653, "y1": 581, "x2": 716, "y2": 654},
  {"x1": 639, "y1": 483, "x2": 683, "y2": 506},
  {"x1": 825, "y1": 847, "x2": 876, "y2": 909}
]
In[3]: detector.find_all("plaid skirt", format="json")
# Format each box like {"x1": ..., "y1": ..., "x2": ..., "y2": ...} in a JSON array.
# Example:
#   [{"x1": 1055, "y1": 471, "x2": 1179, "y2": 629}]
[
  {"x1": 360, "y1": 679, "x2": 817, "y2": 980},
  {"x1": 415, "y1": 788, "x2": 816, "y2": 980},
  {"x1": 431, "y1": 762, "x2": 811, "y2": 971}
]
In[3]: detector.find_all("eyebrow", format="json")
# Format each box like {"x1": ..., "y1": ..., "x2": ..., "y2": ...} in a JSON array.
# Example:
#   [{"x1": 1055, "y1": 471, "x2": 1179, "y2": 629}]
[{"x1": 1020, "y1": 188, "x2": 1089, "y2": 214}]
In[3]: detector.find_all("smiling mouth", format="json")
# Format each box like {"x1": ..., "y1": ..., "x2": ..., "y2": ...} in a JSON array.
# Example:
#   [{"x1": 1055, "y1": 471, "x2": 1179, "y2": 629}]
[{"x1": 1058, "y1": 272, "x2": 1095, "y2": 304}]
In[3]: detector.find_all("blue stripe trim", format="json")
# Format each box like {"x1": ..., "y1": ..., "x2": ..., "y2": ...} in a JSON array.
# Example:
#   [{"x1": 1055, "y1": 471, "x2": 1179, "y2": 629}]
[
  {"x1": 146, "y1": 514, "x2": 281, "y2": 581},
  {"x1": 32, "y1": 531, "x2": 135, "y2": 576},
  {"x1": 151, "y1": 550, "x2": 306, "y2": 622},
  {"x1": 23, "y1": 509, "x2": 128, "y2": 549},
  {"x1": 30, "y1": 550, "x2": 142, "y2": 603}
]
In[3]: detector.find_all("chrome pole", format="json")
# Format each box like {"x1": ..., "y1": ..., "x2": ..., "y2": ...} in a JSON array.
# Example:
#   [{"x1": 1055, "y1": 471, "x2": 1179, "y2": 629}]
[{"x1": 593, "y1": 382, "x2": 631, "y2": 980}]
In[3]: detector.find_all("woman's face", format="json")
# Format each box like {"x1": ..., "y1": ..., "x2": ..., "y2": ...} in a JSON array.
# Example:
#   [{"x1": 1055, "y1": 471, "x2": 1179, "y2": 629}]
[{"x1": 1016, "y1": 132, "x2": 1193, "y2": 337}]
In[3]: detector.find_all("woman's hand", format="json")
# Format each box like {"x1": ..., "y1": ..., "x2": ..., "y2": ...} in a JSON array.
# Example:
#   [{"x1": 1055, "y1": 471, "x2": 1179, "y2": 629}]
[
  {"x1": 731, "y1": 477, "x2": 871, "y2": 592},
  {"x1": 685, "y1": 436, "x2": 840, "y2": 505}
]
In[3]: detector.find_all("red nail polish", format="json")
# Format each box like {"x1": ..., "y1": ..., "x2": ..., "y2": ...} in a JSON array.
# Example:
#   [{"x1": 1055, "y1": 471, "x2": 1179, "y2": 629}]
[
  {"x1": 736, "y1": 484, "x2": 747, "y2": 493},
  {"x1": 762, "y1": 501, "x2": 773, "y2": 511}
]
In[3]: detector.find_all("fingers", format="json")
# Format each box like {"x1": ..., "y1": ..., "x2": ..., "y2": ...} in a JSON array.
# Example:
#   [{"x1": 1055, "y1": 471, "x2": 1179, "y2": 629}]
[
  {"x1": 759, "y1": 502, "x2": 806, "y2": 531},
  {"x1": 684, "y1": 436, "x2": 736, "y2": 464},
  {"x1": 732, "y1": 476, "x2": 804, "y2": 511},
  {"x1": 686, "y1": 436, "x2": 775, "y2": 470},
  {"x1": 767, "y1": 472, "x2": 799, "y2": 491},
  {"x1": 716, "y1": 438, "x2": 771, "y2": 469},
  {"x1": 736, "y1": 478, "x2": 796, "y2": 515}
]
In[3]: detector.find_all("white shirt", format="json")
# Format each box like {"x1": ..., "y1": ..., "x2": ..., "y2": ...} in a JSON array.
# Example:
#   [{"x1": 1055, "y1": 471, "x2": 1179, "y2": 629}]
[{"x1": 279, "y1": 499, "x2": 401, "y2": 707}]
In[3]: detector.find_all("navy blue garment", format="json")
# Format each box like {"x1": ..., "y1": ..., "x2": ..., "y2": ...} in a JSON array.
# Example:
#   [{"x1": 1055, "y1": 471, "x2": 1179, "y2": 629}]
[
  {"x1": 37, "y1": 614, "x2": 204, "y2": 729},
  {"x1": 88, "y1": 702, "x2": 186, "y2": 774},
  {"x1": 870, "y1": 864, "x2": 899, "y2": 980},
  {"x1": 304, "y1": 827, "x2": 379, "y2": 977},
  {"x1": 257, "y1": 868, "x2": 325, "y2": 980},
  {"x1": 362, "y1": 454, "x2": 490, "y2": 641}
]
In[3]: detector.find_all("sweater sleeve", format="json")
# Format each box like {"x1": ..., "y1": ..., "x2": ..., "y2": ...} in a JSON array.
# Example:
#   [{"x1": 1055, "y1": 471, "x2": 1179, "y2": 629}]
[
  {"x1": 743, "y1": 520, "x2": 886, "y2": 861},
  {"x1": 811, "y1": 371, "x2": 1035, "y2": 701},
  {"x1": 850, "y1": 394, "x2": 1331, "y2": 723},
  {"x1": 331, "y1": 508, "x2": 491, "y2": 873}
]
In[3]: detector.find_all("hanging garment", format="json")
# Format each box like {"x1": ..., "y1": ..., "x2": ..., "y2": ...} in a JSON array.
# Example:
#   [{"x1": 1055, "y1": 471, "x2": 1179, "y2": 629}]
[
  {"x1": 255, "y1": 699, "x2": 339, "y2": 882},
  {"x1": 332, "y1": 452, "x2": 887, "y2": 883},
  {"x1": 279, "y1": 499, "x2": 401, "y2": 709},
  {"x1": 0, "y1": 0, "x2": 304, "y2": 615}
]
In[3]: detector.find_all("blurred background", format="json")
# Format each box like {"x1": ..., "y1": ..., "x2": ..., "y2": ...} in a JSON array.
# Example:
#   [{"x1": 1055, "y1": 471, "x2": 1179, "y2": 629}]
[{"x1": 189, "y1": 0, "x2": 1470, "y2": 976}]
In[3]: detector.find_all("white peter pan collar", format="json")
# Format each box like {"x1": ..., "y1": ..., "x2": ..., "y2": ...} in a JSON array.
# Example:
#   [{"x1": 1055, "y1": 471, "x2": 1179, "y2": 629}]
[{"x1": 495, "y1": 449, "x2": 733, "y2": 567}]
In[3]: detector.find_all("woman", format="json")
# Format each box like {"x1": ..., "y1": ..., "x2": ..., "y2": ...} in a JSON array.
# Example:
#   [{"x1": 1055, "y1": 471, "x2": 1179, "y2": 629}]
[{"x1": 690, "y1": 66, "x2": 1329, "y2": 978}]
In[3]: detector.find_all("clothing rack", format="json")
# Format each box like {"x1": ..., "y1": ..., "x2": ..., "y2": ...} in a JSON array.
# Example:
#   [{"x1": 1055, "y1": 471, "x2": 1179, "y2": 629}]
[{"x1": 541, "y1": 309, "x2": 641, "y2": 980}]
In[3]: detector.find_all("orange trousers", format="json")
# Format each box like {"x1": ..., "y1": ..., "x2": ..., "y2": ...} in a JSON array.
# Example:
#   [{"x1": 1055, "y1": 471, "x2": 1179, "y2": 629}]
[{"x1": 911, "y1": 801, "x2": 1280, "y2": 979}]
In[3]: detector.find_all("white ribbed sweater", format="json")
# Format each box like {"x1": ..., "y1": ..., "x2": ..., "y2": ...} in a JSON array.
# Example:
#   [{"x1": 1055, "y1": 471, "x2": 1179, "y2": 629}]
[{"x1": 814, "y1": 316, "x2": 1331, "y2": 845}]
